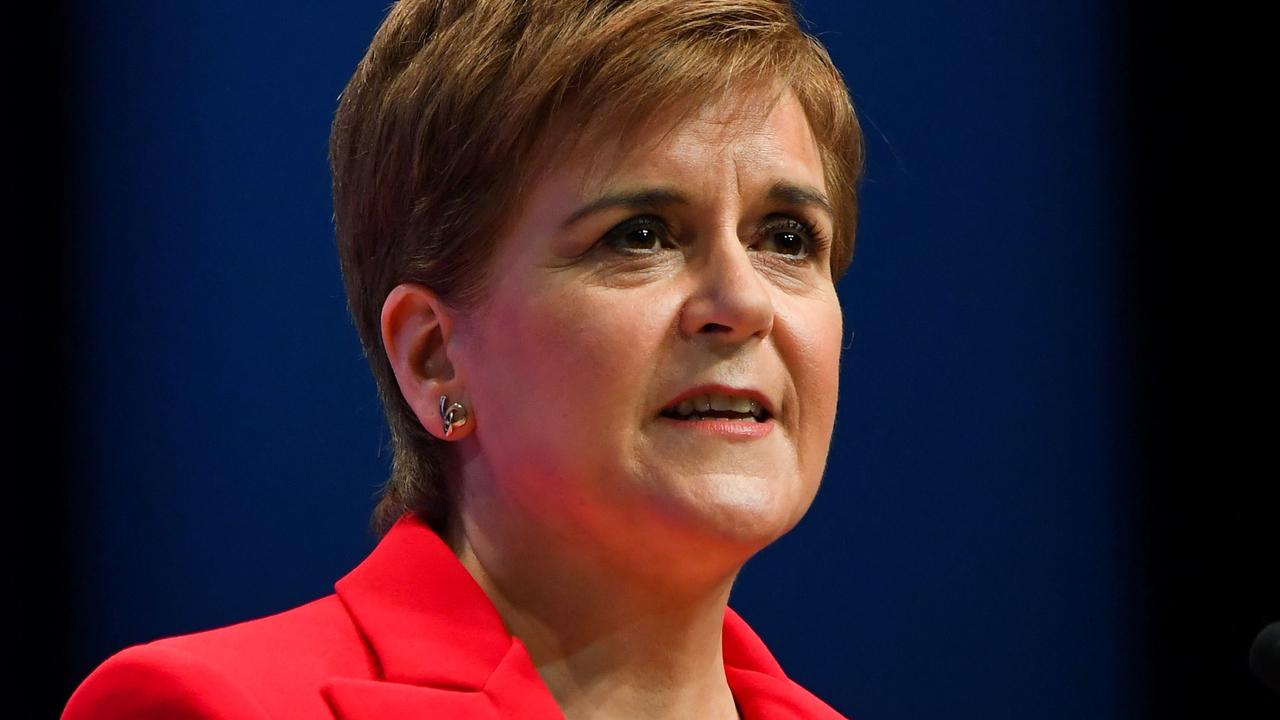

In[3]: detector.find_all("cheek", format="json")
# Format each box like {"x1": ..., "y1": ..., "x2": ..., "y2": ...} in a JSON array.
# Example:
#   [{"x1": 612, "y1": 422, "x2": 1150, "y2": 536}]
[
  {"x1": 786, "y1": 296, "x2": 843, "y2": 467},
  {"x1": 467, "y1": 283, "x2": 667, "y2": 449}
]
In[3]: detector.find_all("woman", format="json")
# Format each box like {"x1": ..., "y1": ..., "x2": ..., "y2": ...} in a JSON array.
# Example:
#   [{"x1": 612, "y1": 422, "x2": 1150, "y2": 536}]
[{"x1": 64, "y1": 0, "x2": 863, "y2": 717}]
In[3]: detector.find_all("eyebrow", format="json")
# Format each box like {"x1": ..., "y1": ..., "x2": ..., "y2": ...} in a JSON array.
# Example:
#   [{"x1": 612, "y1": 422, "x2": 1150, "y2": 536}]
[
  {"x1": 560, "y1": 180, "x2": 833, "y2": 229},
  {"x1": 561, "y1": 187, "x2": 688, "y2": 229},
  {"x1": 766, "y1": 181, "x2": 834, "y2": 220}
]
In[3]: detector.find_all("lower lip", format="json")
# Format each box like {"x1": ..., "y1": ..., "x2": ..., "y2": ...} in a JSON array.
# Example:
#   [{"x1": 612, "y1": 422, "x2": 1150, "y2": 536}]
[{"x1": 655, "y1": 416, "x2": 775, "y2": 439}]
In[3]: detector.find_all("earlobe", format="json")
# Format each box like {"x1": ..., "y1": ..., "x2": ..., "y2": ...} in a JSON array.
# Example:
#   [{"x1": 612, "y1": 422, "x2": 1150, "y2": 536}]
[{"x1": 381, "y1": 283, "x2": 471, "y2": 440}]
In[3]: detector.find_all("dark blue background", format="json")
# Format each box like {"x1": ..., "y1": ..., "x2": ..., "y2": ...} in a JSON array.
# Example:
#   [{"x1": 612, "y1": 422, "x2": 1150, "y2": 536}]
[
  {"x1": 16, "y1": 1, "x2": 1276, "y2": 719},
  {"x1": 69, "y1": 0, "x2": 1134, "y2": 716}
]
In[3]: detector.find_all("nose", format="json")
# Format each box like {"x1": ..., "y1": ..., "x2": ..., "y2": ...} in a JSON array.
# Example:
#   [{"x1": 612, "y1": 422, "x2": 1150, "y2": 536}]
[{"x1": 677, "y1": 232, "x2": 775, "y2": 344}]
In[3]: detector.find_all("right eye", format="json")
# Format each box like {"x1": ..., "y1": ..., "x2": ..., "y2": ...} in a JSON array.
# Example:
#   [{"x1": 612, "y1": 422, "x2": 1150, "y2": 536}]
[{"x1": 598, "y1": 215, "x2": 674, "y2": 255}]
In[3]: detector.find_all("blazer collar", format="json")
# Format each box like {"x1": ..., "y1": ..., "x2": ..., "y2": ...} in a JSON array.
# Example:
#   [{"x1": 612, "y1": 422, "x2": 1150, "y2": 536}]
[{"x1": 325, "y1": 513, "x2": 846, "y2": 719}]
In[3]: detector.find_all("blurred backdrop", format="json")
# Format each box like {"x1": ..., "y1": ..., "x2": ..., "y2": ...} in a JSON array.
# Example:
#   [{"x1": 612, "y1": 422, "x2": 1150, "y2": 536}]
[{"x1": 12, "y1": 1, "x2": 1278, "y2": 718}]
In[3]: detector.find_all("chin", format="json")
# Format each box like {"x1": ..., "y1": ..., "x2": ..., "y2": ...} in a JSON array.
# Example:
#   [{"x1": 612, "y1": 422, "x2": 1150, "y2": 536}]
[{"x1": 656, "y1": 471, "x2": 815, "y2": 554}]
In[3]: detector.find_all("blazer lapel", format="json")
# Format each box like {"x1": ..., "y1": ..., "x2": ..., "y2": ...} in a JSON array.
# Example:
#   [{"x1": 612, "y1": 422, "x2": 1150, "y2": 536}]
[
  {"x1": 322, "y1": 638, "x2": 562, "y2": 720},
  {"x1": 722, "y1": 609, "x2": 849, "y2": 719},
  {"x1": 321, "y1": 513, "x2": 562, "y2": 719}
]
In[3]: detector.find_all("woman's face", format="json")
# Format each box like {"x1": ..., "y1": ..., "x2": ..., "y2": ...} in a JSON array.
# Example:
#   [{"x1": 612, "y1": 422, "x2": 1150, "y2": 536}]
[{"x1": 451, "y1": 85, "x2": 843, "y2": 574}]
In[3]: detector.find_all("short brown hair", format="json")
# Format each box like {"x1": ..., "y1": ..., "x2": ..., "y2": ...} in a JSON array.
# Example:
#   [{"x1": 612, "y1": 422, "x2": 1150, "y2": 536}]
[{"x1": 329, "y1": 0, "x2": 865, "y2": 537}]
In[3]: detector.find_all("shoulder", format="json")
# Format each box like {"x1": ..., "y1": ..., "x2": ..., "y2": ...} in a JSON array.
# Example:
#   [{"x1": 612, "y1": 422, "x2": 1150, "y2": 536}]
[
  {"x1": 62, "y1": 641, "x2": 271, "y2": 720},
  {"x1": 64, "y1": 595, "x2": 375, "y2": 720}
]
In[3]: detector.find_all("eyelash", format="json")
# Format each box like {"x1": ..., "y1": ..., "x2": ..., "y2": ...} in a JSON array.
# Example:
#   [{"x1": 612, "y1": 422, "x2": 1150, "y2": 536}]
[{"x1": 598, "y1": 214, "x2": 830, "y2": 261}]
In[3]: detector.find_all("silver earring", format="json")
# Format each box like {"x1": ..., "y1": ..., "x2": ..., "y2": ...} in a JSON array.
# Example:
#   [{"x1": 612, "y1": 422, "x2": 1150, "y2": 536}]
[{"x1": 439, "y1": 395, "x2": 468, "y2": 438}]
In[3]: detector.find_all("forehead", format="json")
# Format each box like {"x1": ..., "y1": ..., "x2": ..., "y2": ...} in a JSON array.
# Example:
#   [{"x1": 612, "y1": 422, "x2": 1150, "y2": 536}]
[{"x1": 530, "y1": 84, "x2": 826, "y2": 207}]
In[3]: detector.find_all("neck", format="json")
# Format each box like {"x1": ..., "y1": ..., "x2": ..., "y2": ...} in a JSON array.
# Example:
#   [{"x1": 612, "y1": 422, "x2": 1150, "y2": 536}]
[{"x1": 451, "y1": 516, "x2": 745, "y2": 720}]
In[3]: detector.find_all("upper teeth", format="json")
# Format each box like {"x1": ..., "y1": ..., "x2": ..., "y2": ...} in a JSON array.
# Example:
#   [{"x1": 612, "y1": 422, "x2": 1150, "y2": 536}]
[{"x1": 672, "y1": 393, "x2": 764, "y2": 417}]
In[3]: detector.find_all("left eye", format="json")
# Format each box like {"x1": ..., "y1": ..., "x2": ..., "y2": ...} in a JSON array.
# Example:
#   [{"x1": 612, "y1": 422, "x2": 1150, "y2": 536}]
[{"x1": 757, "y1": 217, "x2": 817, "y2": 258}]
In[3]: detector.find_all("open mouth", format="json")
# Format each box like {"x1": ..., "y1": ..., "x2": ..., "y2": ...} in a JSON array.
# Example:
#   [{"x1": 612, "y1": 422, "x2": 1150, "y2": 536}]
[{"x1": 658, "y1": 396, "x2": 772, "y2": 423}]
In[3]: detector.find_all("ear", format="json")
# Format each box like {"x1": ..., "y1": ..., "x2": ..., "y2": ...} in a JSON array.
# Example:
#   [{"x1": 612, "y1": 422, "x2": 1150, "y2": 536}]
[{"x1": 381, "y1": 283, "x2": 473, "y2": 441}]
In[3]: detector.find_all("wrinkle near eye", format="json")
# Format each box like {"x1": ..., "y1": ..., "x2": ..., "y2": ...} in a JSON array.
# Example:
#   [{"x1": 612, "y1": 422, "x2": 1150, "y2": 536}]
[
  {"x1": 583, "y1": 259, "x2": 677, "y2": 289},
  {"x1": 751, "y1": 255, "x2": 833, "y2": 296}
]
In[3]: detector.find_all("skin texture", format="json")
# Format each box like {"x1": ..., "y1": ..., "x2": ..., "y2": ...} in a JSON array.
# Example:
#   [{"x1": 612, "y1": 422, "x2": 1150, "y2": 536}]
[{"x1": 381, "y1": 83, "x2": 844, "y2": 719}]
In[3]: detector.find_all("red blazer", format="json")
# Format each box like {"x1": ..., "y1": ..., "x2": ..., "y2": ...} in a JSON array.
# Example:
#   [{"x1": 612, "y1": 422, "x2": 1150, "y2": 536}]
[{"x1": 64, "y1": 513, "x2": 847, "y2": 719}]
